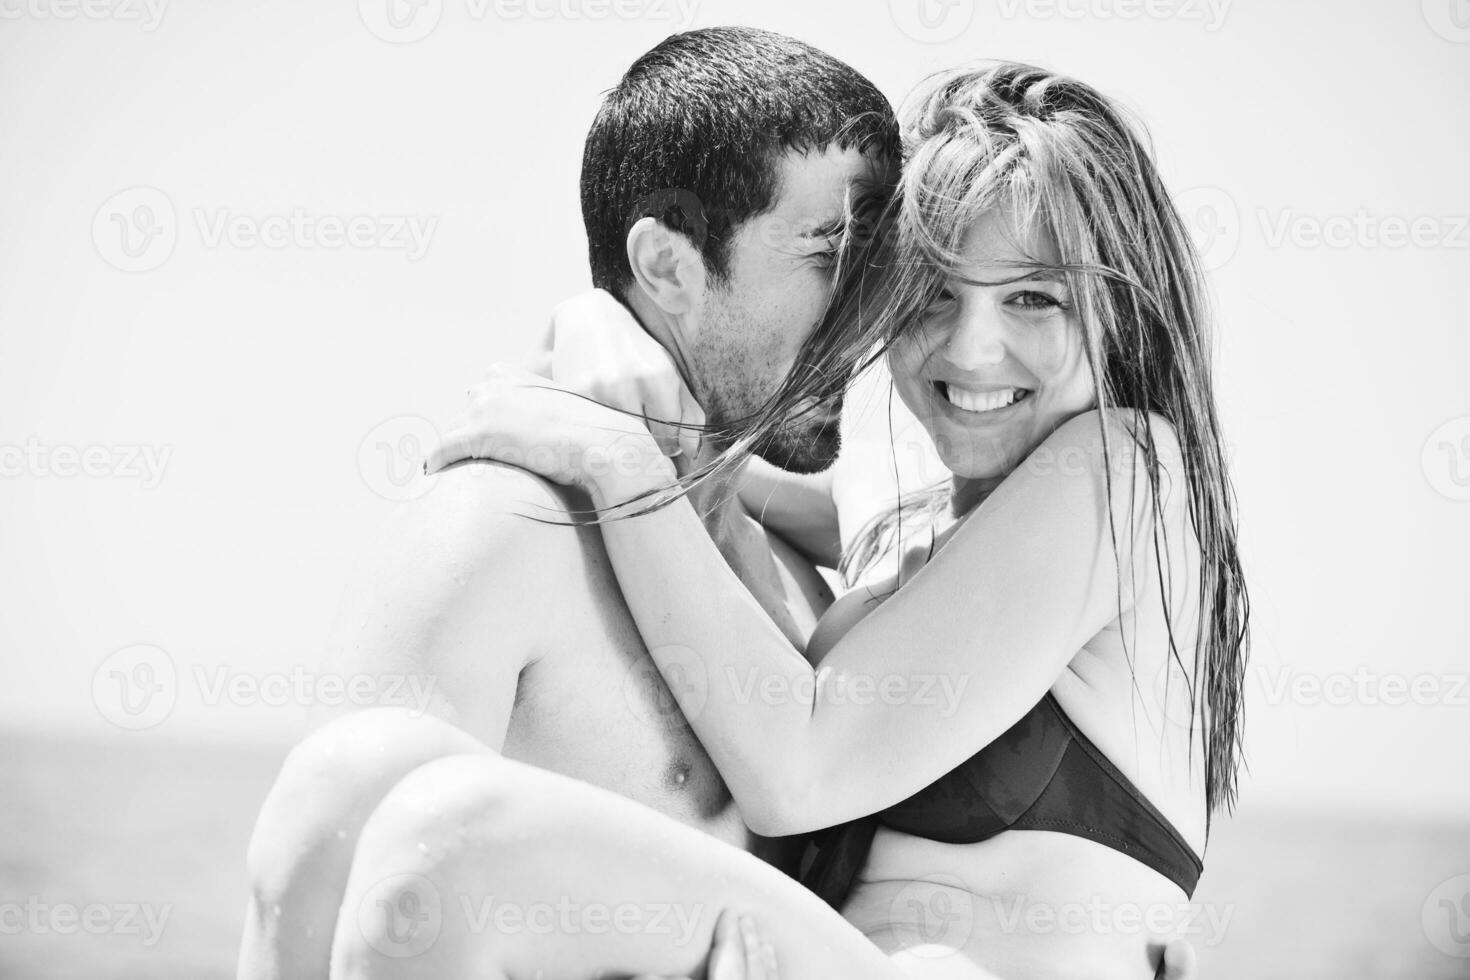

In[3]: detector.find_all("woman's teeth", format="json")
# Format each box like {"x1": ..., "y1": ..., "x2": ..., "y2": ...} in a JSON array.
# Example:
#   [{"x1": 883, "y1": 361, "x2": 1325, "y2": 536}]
[{"x1": 940, "y1": 382, "x2": 1031, "y2": 414}]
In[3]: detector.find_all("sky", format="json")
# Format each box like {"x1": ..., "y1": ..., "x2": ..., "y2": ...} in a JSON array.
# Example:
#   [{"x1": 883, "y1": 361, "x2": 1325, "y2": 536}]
[{"x1": 1, "y1": 0, "x2": 1468, "y2": 821}]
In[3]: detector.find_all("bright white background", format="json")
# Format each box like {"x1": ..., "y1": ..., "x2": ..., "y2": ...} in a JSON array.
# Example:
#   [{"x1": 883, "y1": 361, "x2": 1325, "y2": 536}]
[{"x1": 1, "y1": 0, "x2": 1468, "y2": 937}]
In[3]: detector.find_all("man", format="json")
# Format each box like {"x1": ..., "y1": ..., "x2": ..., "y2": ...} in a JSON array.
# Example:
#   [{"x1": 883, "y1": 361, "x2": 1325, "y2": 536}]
[{"x1": 239, "y1": 26, "x2": 899, "y2": 978}]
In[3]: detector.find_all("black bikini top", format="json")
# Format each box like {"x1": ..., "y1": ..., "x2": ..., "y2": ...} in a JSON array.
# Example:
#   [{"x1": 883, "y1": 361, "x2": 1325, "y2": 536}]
[{"x1": 799, "y1": 692, "x2": 1203, "y2": 910}]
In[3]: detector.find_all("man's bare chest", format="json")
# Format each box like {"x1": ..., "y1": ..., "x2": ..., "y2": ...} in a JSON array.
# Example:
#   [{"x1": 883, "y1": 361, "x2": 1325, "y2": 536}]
[{"x1": 500, "y1": 516, "x2": 832, "y2": 837}]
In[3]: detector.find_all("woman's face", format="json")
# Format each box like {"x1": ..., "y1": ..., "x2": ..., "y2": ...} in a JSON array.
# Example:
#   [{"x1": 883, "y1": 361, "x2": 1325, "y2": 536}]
[{"x1": 889, "y1": 207, "x2": 1097, "y2": 484}]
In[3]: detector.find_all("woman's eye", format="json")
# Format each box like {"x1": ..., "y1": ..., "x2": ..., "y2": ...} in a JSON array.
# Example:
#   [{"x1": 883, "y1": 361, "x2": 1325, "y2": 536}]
[{"x1": 1010, "y1": 290, "x2": 1062, "y2": 310}]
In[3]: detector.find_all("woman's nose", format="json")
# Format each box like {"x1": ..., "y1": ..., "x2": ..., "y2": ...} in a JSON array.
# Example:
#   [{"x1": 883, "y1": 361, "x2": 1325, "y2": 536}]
[{"x1": 942, "y1": 303, "x2": 1007, "y2": 370}]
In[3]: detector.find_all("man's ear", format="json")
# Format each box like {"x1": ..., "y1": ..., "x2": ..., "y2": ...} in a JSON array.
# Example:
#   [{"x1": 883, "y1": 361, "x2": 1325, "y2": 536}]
[{"x1": 626, "y1": 216, "x2": 706, "y2": 315}]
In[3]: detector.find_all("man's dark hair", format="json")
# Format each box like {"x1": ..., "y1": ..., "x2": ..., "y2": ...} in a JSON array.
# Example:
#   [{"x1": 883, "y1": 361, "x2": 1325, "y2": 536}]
[{"x1": 580, "y1": 27, "x2": 899, "y2": 295}]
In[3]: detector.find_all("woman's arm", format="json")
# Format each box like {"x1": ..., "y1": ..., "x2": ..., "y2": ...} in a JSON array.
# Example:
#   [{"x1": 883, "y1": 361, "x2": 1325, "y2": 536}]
[
  {"x1": 738, "y1": 359, "x2": 948, "y2": 579},
  {"x1": 430, "y1": 372, "x2": 1176, "y2": 836},
  {"x1": 587, "y1": 410, "x2": 1174, "y2": 836},
  {"x1": 736, "y1": 460, "x2": 842, "y2": 569},
  {"x1": 429, "y1": 290, "x2": 704, "y2": 474}
]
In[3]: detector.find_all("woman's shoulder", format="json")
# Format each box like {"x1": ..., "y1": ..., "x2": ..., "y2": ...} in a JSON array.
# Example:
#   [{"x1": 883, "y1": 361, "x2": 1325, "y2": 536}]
[
  {"x1": 1029, "y1": 409, "x2": 1190, "y2": 518},
  {"x1": 1046, "y1": 408, "x2": 1185, "y2": 466}
]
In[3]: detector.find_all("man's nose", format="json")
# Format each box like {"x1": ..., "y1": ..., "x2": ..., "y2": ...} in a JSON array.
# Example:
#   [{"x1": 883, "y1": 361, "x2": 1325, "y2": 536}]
[{"x1": 942, "y1": 302, "x2": 1007, "y2": 370}]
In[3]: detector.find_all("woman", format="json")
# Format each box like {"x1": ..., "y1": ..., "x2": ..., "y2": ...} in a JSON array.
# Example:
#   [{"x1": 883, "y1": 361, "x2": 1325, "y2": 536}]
[{"x1": 349, "y1": 62, "x2": 1244, "y2": 979}]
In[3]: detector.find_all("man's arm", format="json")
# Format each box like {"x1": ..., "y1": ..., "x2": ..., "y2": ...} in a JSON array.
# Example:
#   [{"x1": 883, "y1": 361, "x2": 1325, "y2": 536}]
[
  {"x1": 243, "y1": 460, "x2": 575, "y2": 979},
  {"x1": 311, "y1": 460, "x2": 578, "y2": 743}
]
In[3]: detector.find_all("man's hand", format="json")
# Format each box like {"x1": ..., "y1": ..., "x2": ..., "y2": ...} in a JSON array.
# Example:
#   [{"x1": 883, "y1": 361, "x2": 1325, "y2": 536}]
[
  {"x1": 632, "y1": 910, "x2": 778, "y2": 980},
  {"x1": 1158, "y1": 937, "x2": 1200, "y2": 979}
]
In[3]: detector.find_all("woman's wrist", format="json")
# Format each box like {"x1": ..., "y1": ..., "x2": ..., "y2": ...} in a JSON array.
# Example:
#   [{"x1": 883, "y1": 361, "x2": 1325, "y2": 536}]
[
  {"x1": 587, "y1": 470, "x2": 676, "y2": 510},
  {"x1": 581, "y1": 433, "x2": 678, "y2": 509}
]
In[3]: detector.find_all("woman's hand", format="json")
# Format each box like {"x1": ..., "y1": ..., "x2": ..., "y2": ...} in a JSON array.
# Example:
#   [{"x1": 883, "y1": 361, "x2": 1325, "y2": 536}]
[
  {"x1": 524, "y1": 289, "x2": 705, "y2": 464},
  {"x1": 424, "y1": 365, "x2": 676, "y2": 504}
]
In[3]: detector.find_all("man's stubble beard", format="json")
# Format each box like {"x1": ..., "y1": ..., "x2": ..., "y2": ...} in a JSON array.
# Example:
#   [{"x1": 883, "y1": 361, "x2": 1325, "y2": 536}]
[
  {"x1": 693, "y1": 286, "x2": 844, "y2": 475},
  {"x1": 700, "y1": 380, "x2": 844, "y2": 475},
  {"x1": 750, "y1": 412, "x2": 842, "y2": 474}
]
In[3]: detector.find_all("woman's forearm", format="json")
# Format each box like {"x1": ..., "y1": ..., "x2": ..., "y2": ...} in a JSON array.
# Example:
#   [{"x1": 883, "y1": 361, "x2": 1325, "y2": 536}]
[
  {"x1": 581, "y1": 413, "x2": 1137, "y2": 835},
  {"x1": 591, "y1": 481, "x2": 831, "y2": 833}
]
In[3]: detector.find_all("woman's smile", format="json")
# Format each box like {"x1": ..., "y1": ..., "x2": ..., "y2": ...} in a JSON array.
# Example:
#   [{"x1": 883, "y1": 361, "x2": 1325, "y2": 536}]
[{"x1": 933, "y1": 379, "x2": 1036, "y2": 418}]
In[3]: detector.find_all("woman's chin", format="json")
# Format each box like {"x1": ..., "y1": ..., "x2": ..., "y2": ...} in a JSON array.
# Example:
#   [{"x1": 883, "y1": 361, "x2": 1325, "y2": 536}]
[
  {"x1": 934, "y1": 452, "x2": 1011, "y2": 484},
  {"x1": 929, "y1": 435, "x2": 1026, "y2": 483}
]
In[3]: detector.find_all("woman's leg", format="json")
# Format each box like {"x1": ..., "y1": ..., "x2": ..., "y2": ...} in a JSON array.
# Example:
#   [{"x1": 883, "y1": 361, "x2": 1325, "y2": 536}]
[
  {"x1": 331, "y1": 752, "x2": 905, "y2": 979},
  {"x1": 240, "y1": 708, "x2": 494, "y2": 980}
]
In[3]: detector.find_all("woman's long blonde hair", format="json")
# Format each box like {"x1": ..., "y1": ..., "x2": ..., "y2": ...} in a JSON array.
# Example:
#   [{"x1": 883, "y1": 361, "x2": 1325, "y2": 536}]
[{"x1": 805, "y1": 62, "x2": 1249, "y2": 816}]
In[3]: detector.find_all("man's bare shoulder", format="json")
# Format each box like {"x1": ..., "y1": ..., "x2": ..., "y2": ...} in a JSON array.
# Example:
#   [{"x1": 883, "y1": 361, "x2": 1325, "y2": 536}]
[
  {"x1": 375, "y1": 460, "x2": 595, "y2": 575},
  {"x1": 314, "y1": 463, "x2": 600, "y2": 738},
  {"x1": 331, "y1": 463, "x2": 601, "y2": 669}
]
